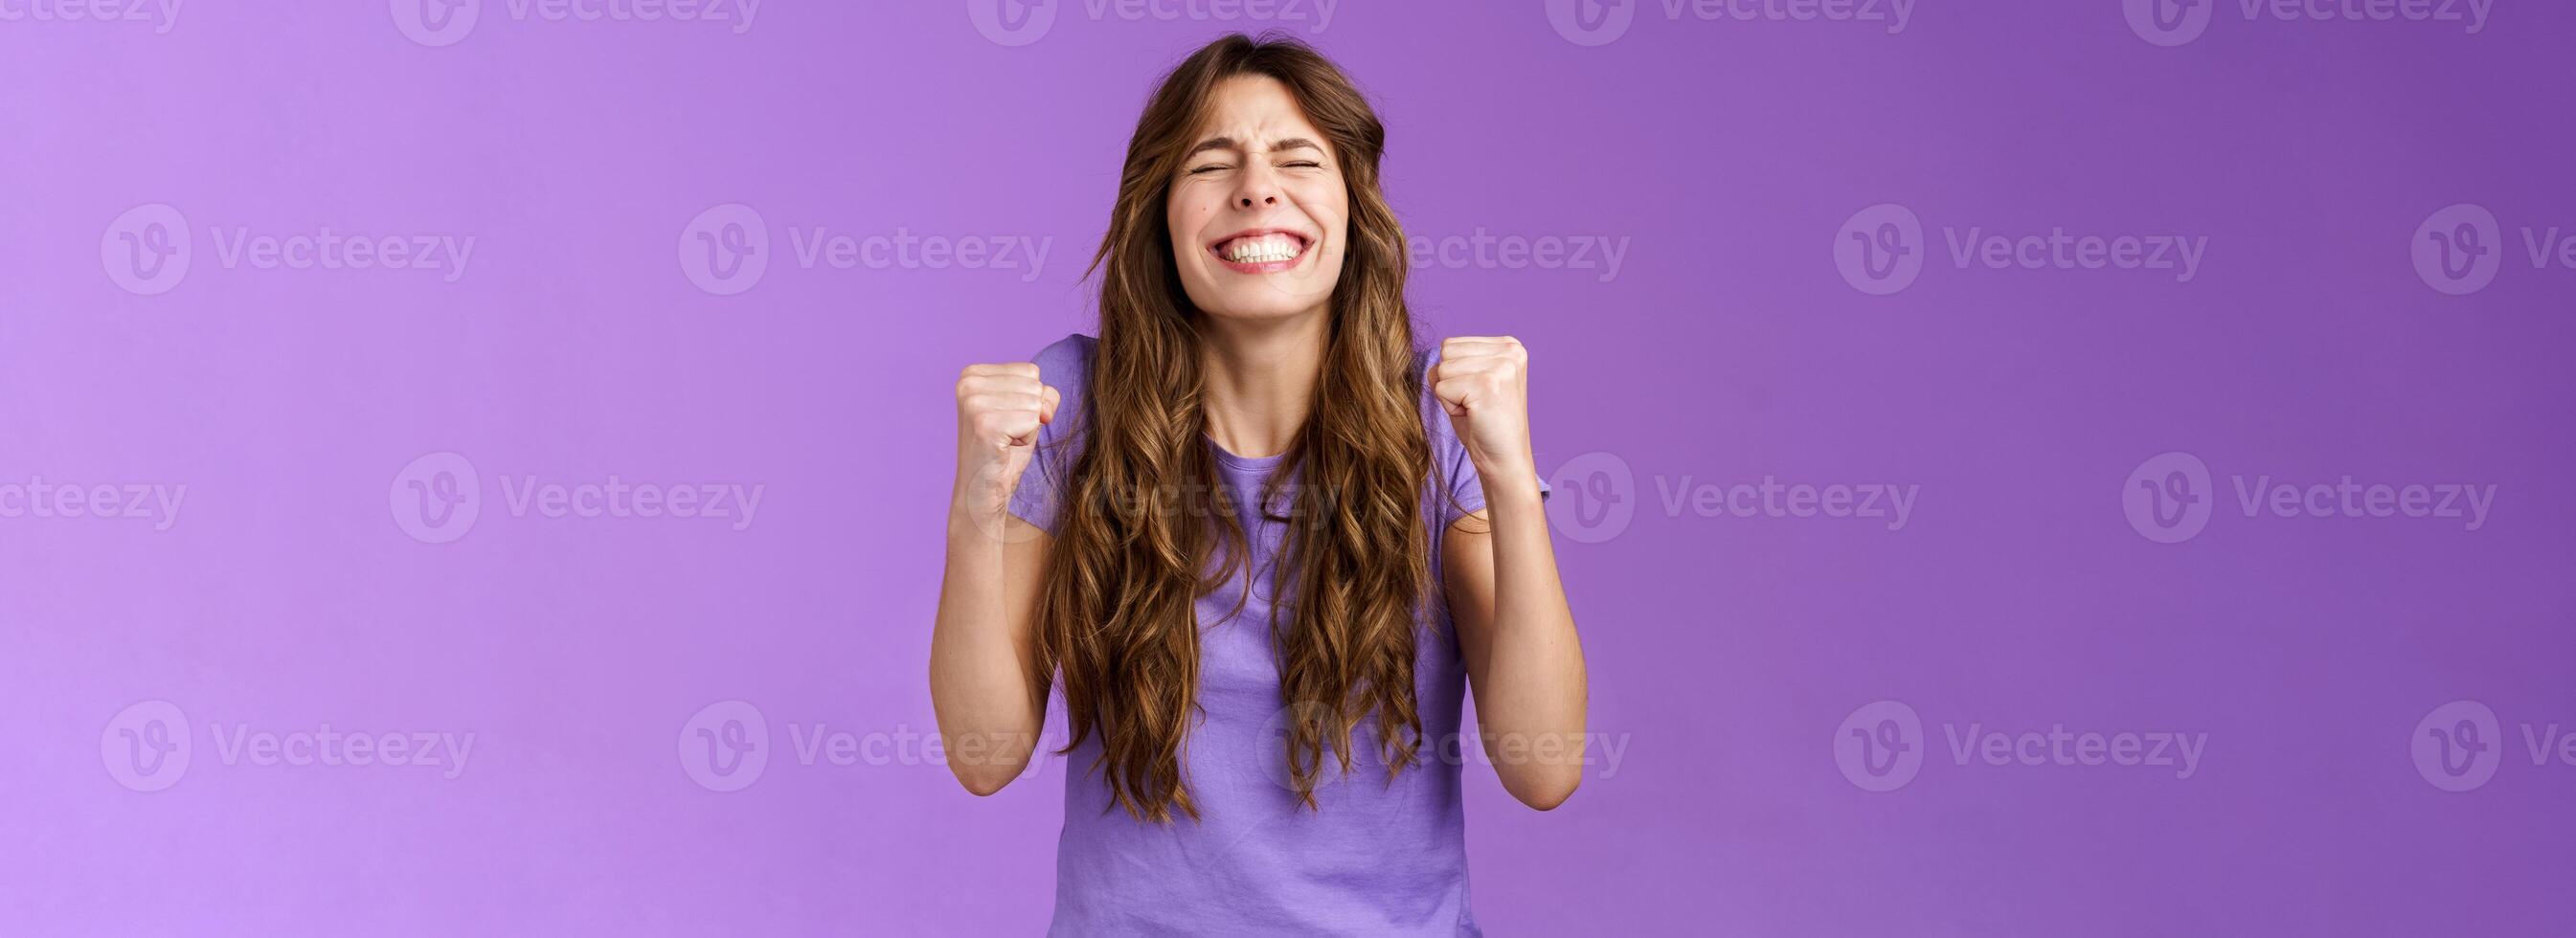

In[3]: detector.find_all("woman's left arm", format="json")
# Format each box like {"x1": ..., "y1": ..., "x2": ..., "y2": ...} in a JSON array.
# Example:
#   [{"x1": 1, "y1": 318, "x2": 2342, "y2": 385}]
[{"x1": 1432, "y1": 336, "x2": 1588, "y2": 811}]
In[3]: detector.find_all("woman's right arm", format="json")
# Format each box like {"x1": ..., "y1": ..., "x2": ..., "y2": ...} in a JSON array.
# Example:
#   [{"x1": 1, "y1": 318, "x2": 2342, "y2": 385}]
[{"x1": 931, "y1": 362, "x2": 1059, "y2": 795}]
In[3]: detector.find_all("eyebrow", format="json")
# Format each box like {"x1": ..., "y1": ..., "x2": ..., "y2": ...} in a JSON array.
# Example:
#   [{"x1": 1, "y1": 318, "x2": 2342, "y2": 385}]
[{"x1": 1185, "y1": 136, "x2": 1326, "y2": 159}]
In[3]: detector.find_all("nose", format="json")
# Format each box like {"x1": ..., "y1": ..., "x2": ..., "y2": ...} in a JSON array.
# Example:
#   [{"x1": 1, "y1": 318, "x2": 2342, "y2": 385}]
[{"x1": 1232, "y1": 165, "x2": 1281, "y2": 210}]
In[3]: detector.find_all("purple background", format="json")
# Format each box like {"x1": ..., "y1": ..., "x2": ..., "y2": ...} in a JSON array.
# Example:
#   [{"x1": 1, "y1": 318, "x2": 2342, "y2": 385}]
[{"x1": 7, "y1": 1, "x2": 2574, "y2": 934}]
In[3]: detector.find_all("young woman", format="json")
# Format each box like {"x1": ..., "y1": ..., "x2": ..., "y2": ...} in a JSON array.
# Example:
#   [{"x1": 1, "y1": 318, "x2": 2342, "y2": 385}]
[{"x1": 931, "y1": 34, "x2": 1587, "y2": 935}]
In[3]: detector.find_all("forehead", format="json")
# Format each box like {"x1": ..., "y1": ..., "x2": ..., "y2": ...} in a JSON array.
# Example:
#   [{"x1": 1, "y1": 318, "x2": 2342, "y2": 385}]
[{"x1": 1190, "y1": 75, "x2": 1326, "y2": 149}]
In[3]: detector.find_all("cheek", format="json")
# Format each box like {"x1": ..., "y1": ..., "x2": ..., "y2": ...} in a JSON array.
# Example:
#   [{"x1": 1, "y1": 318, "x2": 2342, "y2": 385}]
[
  {"x1": 1166, "y1": 190, "x2": 1211, "y2": 243},
  {"x1": 1303, "y1": 183, "x2": 1350, "y2": 240},
  {"x1": 1165, "y1": 212, "x2": 1202, "y2": 267},
  {"x1": 1312, "y1": 198, "x2": 1351, "y2": 257}
]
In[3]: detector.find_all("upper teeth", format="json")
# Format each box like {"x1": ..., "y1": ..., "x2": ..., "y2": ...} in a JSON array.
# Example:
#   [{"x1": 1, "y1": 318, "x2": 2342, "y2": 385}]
[{"x1": 1223, "y1": 234, "x2": 1301, "y2": 263}]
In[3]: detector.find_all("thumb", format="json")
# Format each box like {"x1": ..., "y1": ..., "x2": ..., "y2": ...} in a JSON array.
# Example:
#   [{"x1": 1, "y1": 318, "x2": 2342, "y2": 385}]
[
  {"x1": 1040, "y1": 383, "x2": 1061, "y2": 425},
  {"x1": 1431, "y1": 369, "x2": 1471, "y2": 416}
]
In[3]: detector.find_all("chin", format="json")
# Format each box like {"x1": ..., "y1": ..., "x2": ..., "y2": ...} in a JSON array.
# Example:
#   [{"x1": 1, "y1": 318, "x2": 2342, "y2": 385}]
[
  {"x1": 1179, "y1": 257, "x2": 1343, "y2": 324},
  {"x1": 1190, "y1": 289, "x2": 1336, "y2": 323}
]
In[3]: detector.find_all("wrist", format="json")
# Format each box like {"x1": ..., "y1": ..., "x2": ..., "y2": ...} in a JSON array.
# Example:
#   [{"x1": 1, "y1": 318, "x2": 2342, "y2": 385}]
[
  {"x1": 1476, "y1": 465, "x2": 1547, "y2": 508},
  {"x1": 948, "y1": 464, "x2": 1012, "y2": 521}
]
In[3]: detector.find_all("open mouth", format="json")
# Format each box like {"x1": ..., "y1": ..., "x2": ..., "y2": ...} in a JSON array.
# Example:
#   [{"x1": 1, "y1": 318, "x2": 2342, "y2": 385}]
[{"x1": 1208, "y1": 230, "x2": 1313, "y2": 271}]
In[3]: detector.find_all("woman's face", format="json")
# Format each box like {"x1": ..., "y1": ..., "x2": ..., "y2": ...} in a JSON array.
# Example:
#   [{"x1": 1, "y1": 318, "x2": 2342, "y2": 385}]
[{"x1": 1165, "y1": 75, "x2": 1347, "y2": 324}]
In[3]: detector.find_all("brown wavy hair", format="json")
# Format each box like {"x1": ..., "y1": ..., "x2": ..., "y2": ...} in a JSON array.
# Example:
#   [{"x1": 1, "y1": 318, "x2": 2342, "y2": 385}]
[{"x1": 1032, "y1": 34, "x2": 1439, "y2": 822}]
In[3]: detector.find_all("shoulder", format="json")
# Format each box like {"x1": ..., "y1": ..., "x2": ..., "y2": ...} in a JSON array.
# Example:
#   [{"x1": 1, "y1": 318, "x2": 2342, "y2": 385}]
[
  {"x1": 1028, "y1": 334, "x2": 1097, "y2": 464},
  {"x1": 1030, "y1": 333, "x2": 1096, "y2": 392}
]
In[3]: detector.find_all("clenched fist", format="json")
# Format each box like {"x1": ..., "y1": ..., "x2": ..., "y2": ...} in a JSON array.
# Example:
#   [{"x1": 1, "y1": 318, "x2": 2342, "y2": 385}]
[
  {"x1": 1429, "y1": 336, "x2": 1536, "y2": 485},
  {"x1": 953, "y1": 363, "x2": 1061, "y2": 528}
]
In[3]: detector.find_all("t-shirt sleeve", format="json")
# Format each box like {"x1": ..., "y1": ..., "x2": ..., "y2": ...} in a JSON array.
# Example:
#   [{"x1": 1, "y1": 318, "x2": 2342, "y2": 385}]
[
  {"x1": 1422, "y1": 346, "x2": 1550, "y2": 532},
  {"x1": 1004, "y1": 335, "x2": 1096, "y2": 538}
]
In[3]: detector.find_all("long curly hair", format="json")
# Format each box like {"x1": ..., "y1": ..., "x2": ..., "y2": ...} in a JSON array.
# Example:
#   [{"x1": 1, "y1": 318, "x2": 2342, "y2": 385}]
[{"x1": 1032, "y1": 34, "x2": 1437, "y2": 822}]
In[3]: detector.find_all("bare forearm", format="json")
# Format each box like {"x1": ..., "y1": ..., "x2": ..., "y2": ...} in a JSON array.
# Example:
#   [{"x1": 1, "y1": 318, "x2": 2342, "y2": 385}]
[
  {"x1": 1471, "y1": 469, "x2": 1588, "y2": 806},
  {"x1": 928, "y1": 486, "x2": 1046, "y2": 793}
]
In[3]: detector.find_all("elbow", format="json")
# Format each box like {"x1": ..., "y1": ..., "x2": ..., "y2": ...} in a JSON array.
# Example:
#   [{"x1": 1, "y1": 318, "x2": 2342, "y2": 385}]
[
  {"x1": 951, "y1": 762, "x2": 1024, "y2": 797},
  {"x1": 1508, "y1": 770, "x2": 1582, "y2": 812},
  {"x1": 943, "y1": 735, "x2": 1033, "y2": 797}
]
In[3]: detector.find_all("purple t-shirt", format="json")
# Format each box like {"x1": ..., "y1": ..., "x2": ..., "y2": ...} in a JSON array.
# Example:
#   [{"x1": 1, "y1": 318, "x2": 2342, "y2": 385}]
[{"x1": 1006, "y1": 334, "x2": 1540, "y2": 936}]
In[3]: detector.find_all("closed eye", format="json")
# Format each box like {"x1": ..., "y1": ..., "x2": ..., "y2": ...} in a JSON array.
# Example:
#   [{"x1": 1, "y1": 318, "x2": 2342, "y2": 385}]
[{"x1": 1187, "y1": 164, "x2": 1232, "y2": 175}]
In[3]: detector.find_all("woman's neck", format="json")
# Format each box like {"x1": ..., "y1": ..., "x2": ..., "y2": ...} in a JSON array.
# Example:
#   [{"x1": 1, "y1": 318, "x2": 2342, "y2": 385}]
[{"x1": 1197, "y1": 308, "x2": 1326, "y2": 460}]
